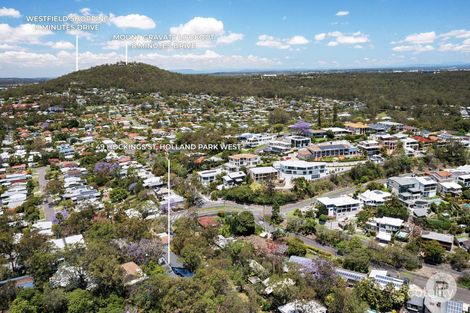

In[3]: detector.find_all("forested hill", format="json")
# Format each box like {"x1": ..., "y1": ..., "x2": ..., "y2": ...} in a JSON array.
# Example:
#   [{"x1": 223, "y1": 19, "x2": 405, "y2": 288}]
[{"x1": 2, "y1": 62, "x2": 470, "y2": 110}]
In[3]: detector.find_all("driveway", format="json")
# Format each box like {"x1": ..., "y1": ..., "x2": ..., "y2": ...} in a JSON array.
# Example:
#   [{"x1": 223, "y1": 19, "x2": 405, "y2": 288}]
[{"x1": 37, "y1": 166, "x2": 55, "y2": 221}]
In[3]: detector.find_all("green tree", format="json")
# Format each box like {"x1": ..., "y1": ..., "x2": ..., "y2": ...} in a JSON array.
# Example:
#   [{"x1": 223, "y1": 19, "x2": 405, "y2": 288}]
[
  {"x1": 422, "y1": 240, "x2": 446, "y2": 264},
  {"x1": 181, "y1": 244, "x2": 204, "y2": 272},
  {"x1": 231, "y1": 211, "x2": 256, "y2": 236},
  {"x1": 270, "y1": 202, "x2": 283, "y2": 225},
  {"x1": 67, "y1": 289, "x2": 97, "y2": 313},
  {"x1": 9, "y1": 299, "x2": 37, "y2": 313},
  {"x1": 41, "y1": 287, "x2": 68, "y2": 313},
  {"x1": 450, "y1": 248, "x2": 469, "y2": 271},
  {"x1": 26, "y1": 252, "x2": 57, "y2": 287},
  {"x1": 377, "y1": 196, "x2": 409, "y2": 220},
  {"x1": 109, "y1": 188, "x2": 128, "y2": 203},
  {"x1": 287, "y1": 237, "x2": 306, "y2": 256},
  {"x1": 343, "y1": 249, "x2": 371, "y2": 273}
]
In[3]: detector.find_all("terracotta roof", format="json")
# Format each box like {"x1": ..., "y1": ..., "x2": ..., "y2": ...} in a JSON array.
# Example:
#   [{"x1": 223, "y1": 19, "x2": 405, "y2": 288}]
[
  {"x1": 345, "y1": 122, "x2": 369, "y2": 128},
  {"x1": 121, "y1": 262, "x2": 141, "y2": 277},
  {"x1": 198, "y1": 216, "x2": 219, "y2": 228},
  {"x1": 229, "y1": 153, "x2": 258, "y2": 160}
]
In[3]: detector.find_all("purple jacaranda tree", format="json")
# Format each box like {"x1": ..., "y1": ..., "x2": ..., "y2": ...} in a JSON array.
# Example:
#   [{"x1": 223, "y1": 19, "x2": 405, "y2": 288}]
[
  {"x1": 52, "y1": 209, "x2": 69, "y2": 224},
  {"x1": 290, "y1": 120, "x2": 312, "y2": 135},
  {"x1": 123, "y1": 238, "x2": 163, "y2": 265},
  {"x1": 94, "y1": 161, "x2": 119, "y2": 177}
]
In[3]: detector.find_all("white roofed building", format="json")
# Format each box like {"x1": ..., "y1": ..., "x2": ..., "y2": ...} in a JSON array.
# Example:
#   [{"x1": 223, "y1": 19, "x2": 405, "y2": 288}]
[
  {"x1": 317, "y1": 195, "x2": 362, "y2": 217},
  {"x1": 274, "y1": 159, "x2": 327, "y2": 182},
  {"x1": 358, "y1": 190, "x2": 391, "y2": 207}
]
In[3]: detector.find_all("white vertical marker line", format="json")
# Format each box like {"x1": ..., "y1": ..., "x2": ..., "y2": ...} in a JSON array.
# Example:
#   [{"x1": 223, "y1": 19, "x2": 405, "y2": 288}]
[
  {"x1": 125, "y1": 42, "x2": 128, "y2": 65},
  {"x1": 75, "y1": 35, "x2": 79, "y2": 71},
  {"x1": 167, "y1": 155, "x2": 171, "y2": 266}
]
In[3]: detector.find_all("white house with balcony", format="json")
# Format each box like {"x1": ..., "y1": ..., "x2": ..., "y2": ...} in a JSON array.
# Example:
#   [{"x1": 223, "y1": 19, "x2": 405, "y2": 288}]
[
  {"x1": 357, "y1": 190, "x2": 391, "y2": 207},
  {"x1": 457, "y1": 174, "x2": 470, "y2": 187},
  {"x1": 366, "y1": 217, "x2": 404, "y2": 234},
  {"x1": 438, "y1": 181, "x2": 462, "y2": 195},
  {"x1": 415, "y1": 176, "x2": 438, "y2": 197},
  {"x1": 274, "y1": 160, "x2": 327, "y2": 182},
  {"x1": 227, "y1": 153, "x2": 260, "y2": 171},
  {"x1": 197, "y1": 169, "x2": 222, "y2": 186},
  {"x1": 317, "y1": 195, "x2": 362, "y2": 217},
  {"x1": 222, "y1": 171, "x2": 246, "y2": 188}
]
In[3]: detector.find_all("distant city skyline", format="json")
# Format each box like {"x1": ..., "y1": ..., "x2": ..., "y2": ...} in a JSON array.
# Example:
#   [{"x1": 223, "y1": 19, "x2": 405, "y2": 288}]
[{"x1": 1, "y1": 0, "x2": 470, "y2": 77}]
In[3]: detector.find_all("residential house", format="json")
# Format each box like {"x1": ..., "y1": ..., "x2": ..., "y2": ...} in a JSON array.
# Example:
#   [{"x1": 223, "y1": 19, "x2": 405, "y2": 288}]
[
  {"x1": 322, "y1": 127, "x2": 352, "y2": 137},
  {"x1": 274, "y1": 160, "x2": 327, "y2": 181},
  {"x1": 249, "y1": 167, "x2": 279, "y2": 182},
  {"x1": 438, "y1": 181, "x2": 462, "y2": 195},
  {"x1": 415, "y1": 176, "x2": 438, "y2": 197},
  {"x1": 197, "y1": 169, "x2": 222, "y2": 186},
  {"x1": 421, "y1": 231, "x2": 454, "y2": 251},
  {"x1": 286, "y1": 135, "x2": 311, "y2": 148},
  {"x1": 268, "y1": 140, "x2": 292, "y2": 154},
  {"x1": 121, "y1": 262, "x2": 147, "y2": 286},
  {"x1": 222, "y1": 171, "x2": 246, "y2": 188},
  {"x1": 457, "y1": 174, "x2": 470, "y2": 187},
  {"x1": 376, "y1": 121, "x2": 404, "y2": 132},
  {"x1": 366, "y1": 216, "x2": 404, "y2": 234},
  {"x1": 228, "y1": 153, "x2": 260, "y2": 171},
  {"x1": 297, "y1": 140, "x2": 358, "y2": 161},
  {"x1": 358, "y1": 189, "x2": 391, "y2": 207},
  {"x1": 357, "y1": 140, "x2": 381, "y2": 157},
  {"x1": 317, "y1": 195, "x2": 362, "y2": 217},
  {"x1": 344, "y1": 121, "x2": 370, "y2": 135}
]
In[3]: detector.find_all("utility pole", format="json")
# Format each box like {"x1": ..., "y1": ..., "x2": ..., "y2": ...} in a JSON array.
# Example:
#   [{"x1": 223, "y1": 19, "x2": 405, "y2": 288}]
[
  {"x1": 167, "y1": 155, "x2": 171, "y2": 266},
  {"x1": 125, "y1": 42, "x2": 128, "y2": 65},
  {"x1": 75, "y1": 35, "x2": 79, "y2": 71}
]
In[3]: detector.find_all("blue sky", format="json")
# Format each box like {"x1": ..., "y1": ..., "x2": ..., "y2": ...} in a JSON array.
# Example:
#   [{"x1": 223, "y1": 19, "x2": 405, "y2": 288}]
[{"x1": 1, "y1": 0, "x2": 470, "y2": 77}]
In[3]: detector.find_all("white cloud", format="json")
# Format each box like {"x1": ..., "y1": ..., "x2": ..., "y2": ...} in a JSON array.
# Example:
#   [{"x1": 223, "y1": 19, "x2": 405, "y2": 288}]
[
  {"x1": 319, "y1": 31, "x2": 369, "y2": 46},
  {"x1": 48, "y1": 41, "x2": 75, "y2": 50},
  {"x1": 391, "y1": 30, "x2": 470, "y2": 53},
  {"x1": 287, "y1": 35, "x2": 309, "y2": 45},
  {"x1": 217, "y1": 32, "x2": 244, "y2": 44},
  {"x1": 314, "y1": 33, "x2": 326, "y2": 41},
  {"x1": 256, "y1": 34, "x2": 290, "y2": 49},
  {"x1": 438, "y1": 43, "x2": 470, "y2": 52},
  {"x1": 170, "y1": 17, "x2": 224, "y2": 36},
  {"x1": 440, "y1": 29, "x2": 470, "y2": 40},
  {"x1": 80, "y1": 8, "x2": 91, "y2": 16},
  {"x1": 109, "y1": 13, "x2": 156, "y2": 29},
  {"x1": 336, "y1": 10, "x2": 349, "y2": 16},
  {"x1": 392, "y1": 44, "x2": 434, "y2": 52},
  {"x1": 256, "y1": 34, "x2": 309, "y2": 49},
  {"x1": 404, "y1": 31, "x2": 436, "y2": 44},
  {"x1": 0, "y1": 7, "x2": 21, "y2": 18},
  {"x1": 336, "y1": 34, "x2": 368, "y2": 44},
  {"x1": 0, "y1": 50, "x2": 62, "y2": 67},
  {"x1": 0, "y1": 43, "x2": 23, "y2": 50},
  {"x1": 0, "y1": 23, "x2": 53, "y2": 44},
  {"x1": 169, "y1": 17, "x2": 243, "y2": 47}
]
